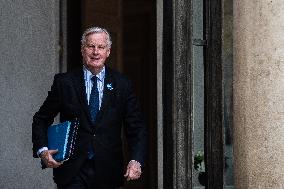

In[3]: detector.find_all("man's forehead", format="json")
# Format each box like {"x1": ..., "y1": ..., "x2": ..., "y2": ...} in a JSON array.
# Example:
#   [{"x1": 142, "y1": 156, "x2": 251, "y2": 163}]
[
  {"x1": 87, "y1": 33, "x2": 107, "y2": 42},
  {"x1": 87, "y1": 32, "x2": 107, "y2": 38}
]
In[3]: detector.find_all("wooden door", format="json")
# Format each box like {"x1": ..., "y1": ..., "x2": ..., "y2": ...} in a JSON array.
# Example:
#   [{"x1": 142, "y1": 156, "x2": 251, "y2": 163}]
[{"x1": 81, "y1": 0, "x2": 123, "y2": 72}]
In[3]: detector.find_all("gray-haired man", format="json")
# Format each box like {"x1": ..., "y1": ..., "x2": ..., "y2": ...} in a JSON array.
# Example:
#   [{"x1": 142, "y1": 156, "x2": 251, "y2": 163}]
[{"x1": 32, "y1": 27, "x2": 147, "y2": 189}]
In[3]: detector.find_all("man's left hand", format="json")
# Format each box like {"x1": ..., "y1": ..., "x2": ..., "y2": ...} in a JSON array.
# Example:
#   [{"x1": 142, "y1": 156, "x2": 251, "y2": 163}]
[{"x1": 124, "y1": 160, "x2": 142, "y2": 181}]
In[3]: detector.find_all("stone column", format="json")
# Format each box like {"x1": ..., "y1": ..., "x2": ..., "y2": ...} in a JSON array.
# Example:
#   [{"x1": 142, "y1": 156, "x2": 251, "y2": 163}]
[{"x1": 233, "y1": 1, "x2": 284, "y2": 188}]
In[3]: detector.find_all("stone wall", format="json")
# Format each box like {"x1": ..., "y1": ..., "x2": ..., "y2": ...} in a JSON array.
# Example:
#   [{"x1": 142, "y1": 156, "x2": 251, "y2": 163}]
[{"x1": 0, "y1": 1, "x2": 59, "y2": 188}]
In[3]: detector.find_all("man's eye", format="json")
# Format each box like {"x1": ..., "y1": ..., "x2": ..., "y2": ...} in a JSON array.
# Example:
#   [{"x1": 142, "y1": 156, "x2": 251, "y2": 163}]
[
  {"x1": 87, "y1": 45, "x2": 95, "y2": 48},
  {"x1": 86, "y1": 45, "x2": 106, "y2": 50}
]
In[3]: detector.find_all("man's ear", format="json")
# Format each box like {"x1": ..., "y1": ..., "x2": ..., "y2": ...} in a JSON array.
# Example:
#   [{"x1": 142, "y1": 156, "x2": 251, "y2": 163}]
[{"x1": 107, "y1": 48, "x2": 111, "y2": 57}]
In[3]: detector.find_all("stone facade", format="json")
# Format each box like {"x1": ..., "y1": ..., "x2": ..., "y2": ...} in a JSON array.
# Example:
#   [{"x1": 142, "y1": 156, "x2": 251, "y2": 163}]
[
  {"x1": 0, "y1": 1, "x2": 59, "y2": 188},
  {"x1": 2, "y1": 0, "x2": 284, "y2": 188},
  {"x1": 234, "y1": 0, "x2": 284, "y2": 188}
]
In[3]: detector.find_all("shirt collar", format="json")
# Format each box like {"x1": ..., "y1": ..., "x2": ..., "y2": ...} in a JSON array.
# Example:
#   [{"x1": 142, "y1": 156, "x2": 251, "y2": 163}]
[{"x1": 83, "y1": 66, "x2": 105, "y2": 82}]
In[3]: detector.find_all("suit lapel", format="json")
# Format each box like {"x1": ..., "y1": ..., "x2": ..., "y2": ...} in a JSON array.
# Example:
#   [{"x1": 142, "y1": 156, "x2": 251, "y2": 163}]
[
  {"x1": 70, "y1": 67, "x2": 115, "y2": 130},
  {"x1": 95, "y1": 67, "x2": 115, "y2": 127},
  {"x1": 71, "y1": 69, "x2": 93, "y2": 126}
]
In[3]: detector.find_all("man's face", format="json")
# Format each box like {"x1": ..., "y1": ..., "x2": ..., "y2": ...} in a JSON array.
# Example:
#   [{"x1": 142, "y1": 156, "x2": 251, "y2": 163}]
[{"x1": 81, "y1": 32, "x2": 110, "y2": 71}]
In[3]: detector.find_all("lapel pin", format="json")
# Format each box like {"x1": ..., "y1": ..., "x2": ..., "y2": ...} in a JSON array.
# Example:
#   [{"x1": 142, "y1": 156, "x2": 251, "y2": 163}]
[{"x1": 106, "y1": 83, "x2": 113, "y2": 90}]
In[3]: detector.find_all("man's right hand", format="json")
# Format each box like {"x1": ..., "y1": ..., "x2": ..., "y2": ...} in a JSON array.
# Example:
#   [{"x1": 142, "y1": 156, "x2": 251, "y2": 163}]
[{"x1": 40, "y1": 150, "x2": 63, "y2": 168}]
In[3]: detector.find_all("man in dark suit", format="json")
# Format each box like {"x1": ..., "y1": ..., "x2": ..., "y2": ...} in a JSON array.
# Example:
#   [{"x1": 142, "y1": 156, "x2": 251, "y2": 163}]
[{"x1": 32, "y1": 27, "x2": 147, "y2": 189}]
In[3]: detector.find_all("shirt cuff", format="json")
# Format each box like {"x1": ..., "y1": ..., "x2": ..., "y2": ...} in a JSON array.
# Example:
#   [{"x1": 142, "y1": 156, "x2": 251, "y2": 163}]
[
  {"x1": 37, "y1": 147, "x2": 48, "y2": 157},
  {"x1": 129, "y1": 160, "x2": 141, "y2": 167}
]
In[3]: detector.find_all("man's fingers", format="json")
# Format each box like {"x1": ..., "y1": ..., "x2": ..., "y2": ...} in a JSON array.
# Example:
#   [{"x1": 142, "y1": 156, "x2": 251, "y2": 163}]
[
  {"x1": 46, "y1": 159, "x2": 62, "y2": 168},
  {"x1": 126, "y1": 168, "x2": 141, "y2": 181},
  {"x1": 128, "y1": 170, "x2": 135, "y2": 180},
  {"x1": 41, "y1": 150, "x2": 62, "y2": 168},
  {"x1": 51, "y1": 162, "x2": 62, "y2": 168},
  {"x1": 49, "y1": 149, "x2": 59, "y2": 155},
  {"x1": 125, "y1": 161, "x2": 142, "y2": 181},
  {"x1": 124, "y1": 168, "x2": 130, "y2": 177},
  {"x1": 48, "y1": 154, "x2": 63, "y2": 167},
  {"x1": 50, "y1": 158, "x2": 62, "y2": 166},
  {"x1": 125, "y1": 167, "x2": 134, "y2": 181}
]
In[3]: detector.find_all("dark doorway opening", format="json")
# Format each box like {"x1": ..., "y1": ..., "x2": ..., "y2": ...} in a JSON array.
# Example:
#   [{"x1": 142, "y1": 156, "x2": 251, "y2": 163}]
[
  {"x1": 62, "y1": 1, "x2": 157, "y2": 188},
  {"x1": 64, "y1": 1, "x2": 82, "y2": 71}
]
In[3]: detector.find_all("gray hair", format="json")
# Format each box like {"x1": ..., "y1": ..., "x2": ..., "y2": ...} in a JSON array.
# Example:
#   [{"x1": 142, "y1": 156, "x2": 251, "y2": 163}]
[{"x1": 81, "y1": 27, "x2": 112, "y2": 48}]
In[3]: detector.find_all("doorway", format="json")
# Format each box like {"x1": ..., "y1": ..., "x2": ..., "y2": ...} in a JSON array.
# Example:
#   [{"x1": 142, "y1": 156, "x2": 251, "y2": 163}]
[
  {"x1": 161, "y1": 0, "x2": 234, "y2": 188},
  {"x1": 61, "y1": 0, "x2": 157, "y2": 188}
]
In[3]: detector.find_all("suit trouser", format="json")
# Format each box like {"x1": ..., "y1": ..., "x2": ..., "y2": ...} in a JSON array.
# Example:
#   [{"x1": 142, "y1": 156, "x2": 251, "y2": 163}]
[{"x1": 57, "y1": 159, "x2": 116, "y2": 189}]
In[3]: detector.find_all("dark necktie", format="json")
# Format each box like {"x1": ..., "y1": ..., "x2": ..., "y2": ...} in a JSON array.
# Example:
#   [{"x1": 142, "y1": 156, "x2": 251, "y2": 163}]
[
  {"x1": 89, "y1": 76, "x2": 99, "y2": 123},
  {"x1": 88, "y1": 76, "x2": 99, "y2": 159}
]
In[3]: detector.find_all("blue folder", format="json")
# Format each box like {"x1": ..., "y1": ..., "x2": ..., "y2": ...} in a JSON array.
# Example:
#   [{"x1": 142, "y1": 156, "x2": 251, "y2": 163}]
[{"x1": 47, "y1": 119, "x2": 79, "y2": 162}]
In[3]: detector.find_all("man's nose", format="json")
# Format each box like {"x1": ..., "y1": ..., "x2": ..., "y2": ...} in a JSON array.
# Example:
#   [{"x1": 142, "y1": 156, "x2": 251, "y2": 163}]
[{"x1": 93, "y1": 47, "x2": 99, "y2": 54}]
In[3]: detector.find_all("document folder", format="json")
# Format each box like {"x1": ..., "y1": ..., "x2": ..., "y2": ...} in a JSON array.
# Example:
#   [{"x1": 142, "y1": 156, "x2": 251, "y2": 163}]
[{"x1": 47, "y1": 119, "x2": 79, "y2": 162}]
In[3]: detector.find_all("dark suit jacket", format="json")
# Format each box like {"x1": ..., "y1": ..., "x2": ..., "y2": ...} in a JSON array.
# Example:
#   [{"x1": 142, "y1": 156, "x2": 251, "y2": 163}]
[{"x1": 32, "y1": 67, "x2": 147, "y2": 187}]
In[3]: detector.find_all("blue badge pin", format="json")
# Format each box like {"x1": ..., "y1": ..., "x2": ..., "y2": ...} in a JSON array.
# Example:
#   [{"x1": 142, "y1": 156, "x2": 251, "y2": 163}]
[{"x1": 106, "y1": 83, "x2": 113, "y2": 90}]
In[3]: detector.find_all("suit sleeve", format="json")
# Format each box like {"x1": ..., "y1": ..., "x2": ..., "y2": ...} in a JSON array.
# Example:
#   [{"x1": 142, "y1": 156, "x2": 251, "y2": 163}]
[
  {"x1": 123, "y1": 79, "x2": 147, "y2": 167},
  {"x1": 32, "y1": 74, "x2": 61, "y2": 158}
]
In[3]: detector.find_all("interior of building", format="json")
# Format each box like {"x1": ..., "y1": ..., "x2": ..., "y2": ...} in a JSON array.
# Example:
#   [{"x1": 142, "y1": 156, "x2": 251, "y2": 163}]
[{"x1": 64, "y1": 0, "x2": 157, "y2": 188}]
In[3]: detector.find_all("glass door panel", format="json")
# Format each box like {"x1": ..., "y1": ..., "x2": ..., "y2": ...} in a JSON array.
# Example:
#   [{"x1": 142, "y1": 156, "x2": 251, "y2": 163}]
[{"x1": 192, "y1": 0, "x2": 205, "y2": 188}]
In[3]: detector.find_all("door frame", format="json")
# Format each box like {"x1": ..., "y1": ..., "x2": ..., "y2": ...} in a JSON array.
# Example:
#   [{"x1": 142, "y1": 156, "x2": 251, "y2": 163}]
[
  {"x1": 160, "y1": 0, "x2": 224, "y2": 188},
  {"x1": 204, "y1": 0, "x2": 224, "y2": 187}
]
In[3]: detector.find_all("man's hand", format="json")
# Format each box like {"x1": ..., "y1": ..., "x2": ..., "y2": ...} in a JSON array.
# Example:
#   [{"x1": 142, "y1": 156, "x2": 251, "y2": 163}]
[
  {"x1": 124, "y1": 160, "x2": 142, "y2": 181},
  {"x1": 40, "y1": 150, "x2": 63, "y2": 168}
]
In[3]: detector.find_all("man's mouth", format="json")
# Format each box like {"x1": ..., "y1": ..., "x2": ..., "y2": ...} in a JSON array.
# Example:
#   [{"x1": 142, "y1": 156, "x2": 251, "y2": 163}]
[{"x1": 90, "y1": 57, "x2": 100, "y2": 61}]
